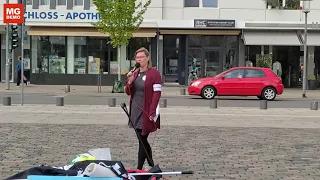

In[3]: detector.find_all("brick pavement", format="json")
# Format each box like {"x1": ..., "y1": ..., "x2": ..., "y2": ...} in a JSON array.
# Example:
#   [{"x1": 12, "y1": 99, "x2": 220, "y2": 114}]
[{"x1": 0, "y1": 105, "x2": 320, "y2": 179}]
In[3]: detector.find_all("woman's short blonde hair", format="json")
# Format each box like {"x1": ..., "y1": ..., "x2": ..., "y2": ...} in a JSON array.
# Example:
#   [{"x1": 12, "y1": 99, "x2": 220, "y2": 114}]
[{"x1": 134, "y1": 47, "x2": 152, "y2": 69}]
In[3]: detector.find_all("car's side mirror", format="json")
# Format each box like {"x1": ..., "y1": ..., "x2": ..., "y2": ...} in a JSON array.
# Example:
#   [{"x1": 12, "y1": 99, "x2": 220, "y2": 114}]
[{"x1": 221, "y1": 76, "x2": 225, "y2": 80}]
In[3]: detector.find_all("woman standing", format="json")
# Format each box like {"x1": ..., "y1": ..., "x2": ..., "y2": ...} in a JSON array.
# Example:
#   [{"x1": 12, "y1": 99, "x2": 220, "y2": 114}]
[{"x1": 125, "y1": 47, "x2": 162, "y2": 170}]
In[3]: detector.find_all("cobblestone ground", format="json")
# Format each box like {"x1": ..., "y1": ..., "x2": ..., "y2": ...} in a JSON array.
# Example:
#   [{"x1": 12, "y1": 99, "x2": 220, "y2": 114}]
[{"x1": 1, "y1": 124, "x2": 320, "y2": 180}]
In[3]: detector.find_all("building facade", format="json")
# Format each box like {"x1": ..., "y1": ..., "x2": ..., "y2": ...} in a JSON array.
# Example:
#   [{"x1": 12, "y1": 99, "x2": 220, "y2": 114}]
[{"x1": 1, "y1": 0, "x2": 320, "y2": 87}]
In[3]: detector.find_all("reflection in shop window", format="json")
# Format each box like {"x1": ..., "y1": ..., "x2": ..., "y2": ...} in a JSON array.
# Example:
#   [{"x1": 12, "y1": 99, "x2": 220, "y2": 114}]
[
  {"x1": 164, "y1": 49, "x2": 179, "y2": 75},
  {"x1": 188, "y1": 35, "x2": 202, "y2": 48},
  {"x1": 87, "y1": 38, "x2": 107, "y2": 74},
  {"x1": 127, "y1": 38, "x2": 151, "y2": 70},
  {"x1": 245, "y1": 46, "x2": 261, "y2": 67},
  {"x1": 224, "y1": 36, "x2": 237, "y2": 71},
  {"x1": 108, "y1": 44, "x2": 117, "y2": 75},
  {"x1": 35, "y1": 36, "x2": 66, "y2": 74},
  {"x1": 87, "y1": 37, "x2": 118, "y2": 74},
  {"x1": 203, "y1": 35, "x2": 221, "y2": 48},
  {"x1": 164, "y1": 35, "x2": 180, "y2": 49}
]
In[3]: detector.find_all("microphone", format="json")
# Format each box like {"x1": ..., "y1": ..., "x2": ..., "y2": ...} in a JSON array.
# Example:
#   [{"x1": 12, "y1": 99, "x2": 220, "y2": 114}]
[{"x1": 130, "y1": 63, "x2": 140, "y2": 72}]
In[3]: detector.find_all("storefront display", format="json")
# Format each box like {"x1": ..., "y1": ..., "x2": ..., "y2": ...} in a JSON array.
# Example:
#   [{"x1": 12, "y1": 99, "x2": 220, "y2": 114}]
[
  {"x1": 88, "y1": 56, "x2": 100, "y2": 74},
  {"x1": 48, "y1": 55, "x2": 65, "y2": 74},
  {"x1": 74, "y1": 57, "x2": 86, "y2": 74}
]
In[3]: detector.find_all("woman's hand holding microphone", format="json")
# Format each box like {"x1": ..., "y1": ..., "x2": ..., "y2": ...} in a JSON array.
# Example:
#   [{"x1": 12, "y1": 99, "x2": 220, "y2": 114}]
[
  {"x1": 127, "y1": 63, "x2": 140, "y2": 85},
  {"x1": 127, "y1": 71, "x2": 134, "y2": 85}
]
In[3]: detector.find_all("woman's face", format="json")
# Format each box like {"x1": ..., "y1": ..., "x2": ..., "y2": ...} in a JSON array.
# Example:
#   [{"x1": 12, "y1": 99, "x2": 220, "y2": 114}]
[{"x1": 135, "y1": 51, "x2": 149, "y2": 67}]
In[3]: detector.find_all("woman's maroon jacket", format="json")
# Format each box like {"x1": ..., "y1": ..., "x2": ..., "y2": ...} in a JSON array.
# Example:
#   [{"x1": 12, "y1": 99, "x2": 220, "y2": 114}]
[{"x1": 125, "y1": 67, "x2": 162, "y2": 135}]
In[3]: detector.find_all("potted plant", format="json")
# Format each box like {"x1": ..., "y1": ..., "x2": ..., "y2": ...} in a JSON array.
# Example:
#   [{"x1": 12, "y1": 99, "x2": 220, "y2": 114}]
[
  {"x1": 256, "y1": 54, "x2": 272, "y2": 68},
  {"x1": 285, "y1": 0, "x2": 300, "y2": 9},
  {"x1": 263, "y1": 0, "x2": 281, "y2": 9},
  {"x1": 308, "y1": 74, "x2": 317, "y2": 90}
]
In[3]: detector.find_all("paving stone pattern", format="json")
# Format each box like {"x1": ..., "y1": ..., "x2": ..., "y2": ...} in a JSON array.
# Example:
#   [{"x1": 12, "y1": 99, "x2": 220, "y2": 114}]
[{"x1": 1, "y1": 123, "x2": 320, "y2": 180}]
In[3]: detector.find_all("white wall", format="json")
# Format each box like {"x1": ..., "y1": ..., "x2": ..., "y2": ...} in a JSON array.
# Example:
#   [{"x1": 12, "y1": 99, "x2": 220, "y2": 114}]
[
  {"x1": 161, "y1": 0, "x2": 320, "y2": 23},
  {"x1": 1, "y1": 0, "x2": 320, "y2": 29}
]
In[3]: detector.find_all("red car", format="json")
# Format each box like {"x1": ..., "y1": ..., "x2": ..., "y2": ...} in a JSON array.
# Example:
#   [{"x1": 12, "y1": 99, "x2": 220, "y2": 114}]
[{"x1": 188, "y1": 67, "x2": 284, "y2": 100}]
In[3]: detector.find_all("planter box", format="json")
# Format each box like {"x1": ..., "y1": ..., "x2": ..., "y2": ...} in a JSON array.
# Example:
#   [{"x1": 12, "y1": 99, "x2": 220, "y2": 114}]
[{"x1": 308, "y1": 80, "x2": 317, "y2": 90}]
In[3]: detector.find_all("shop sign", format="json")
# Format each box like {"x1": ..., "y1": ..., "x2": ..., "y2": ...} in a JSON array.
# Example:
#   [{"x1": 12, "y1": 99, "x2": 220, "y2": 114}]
[
  {"x1": 194, "y1": 19, "x2": 235, "y2": 28},
  {"x1": 25, "y1": 11, "x2": 101, "y2": 21}
]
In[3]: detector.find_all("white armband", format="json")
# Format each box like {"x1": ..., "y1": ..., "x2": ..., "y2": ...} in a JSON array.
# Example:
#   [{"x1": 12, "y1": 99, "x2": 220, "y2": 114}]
[{"x1": 153, "y1": 84, "x2": 161, "y2": 91}]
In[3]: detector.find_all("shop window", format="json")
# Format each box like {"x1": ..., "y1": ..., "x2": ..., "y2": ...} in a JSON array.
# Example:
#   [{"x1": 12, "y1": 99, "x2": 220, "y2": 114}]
[
  {"x1": 164, "y1": 49, "x2": 179, "y2": 75},
  {"x1": 245, "y1": 46, "x2": 261, "y2": 67},
  {"x1": 34, "y1": 36, "x2": 66, "y2": 74},
  {"x1": 73, "y1": 37, "x2": 87, "y2": 74},
  {"x1": 164, "y1": 35, "x2": 180, "y2": 49},
  {"x1": 87, "y1": 37, "x2": 117, "y2": 74},
  {"x1": 127, "y1": 38, "x2": 151, "y2": 69},
  {"x1": 188, "y1": 35, "x2": 202, "y2": 48},
  {"x1": 224, "y1": 36, "x2": 238, "y2": 70},
  {"x1": 108, "y1": 45, "x2": 118, "y2": 74},
  {"x1": 203, "y1": 36, "x2": 221, "y2": 48}
]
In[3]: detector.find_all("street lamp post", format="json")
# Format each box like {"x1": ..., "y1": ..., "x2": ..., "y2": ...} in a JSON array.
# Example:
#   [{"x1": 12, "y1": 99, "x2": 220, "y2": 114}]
[
  {"x1": 301, "y1": 0, "x2": 311, "y2": 98},
  {"x1": 20, "y1": 0, "x2": 26, "y2": 105}
]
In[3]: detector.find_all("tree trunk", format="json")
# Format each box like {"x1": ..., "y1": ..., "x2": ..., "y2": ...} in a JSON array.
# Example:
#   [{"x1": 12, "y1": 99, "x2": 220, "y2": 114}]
[{"x1": 117, "y1": 46, "x2": 121, "y2": 81}]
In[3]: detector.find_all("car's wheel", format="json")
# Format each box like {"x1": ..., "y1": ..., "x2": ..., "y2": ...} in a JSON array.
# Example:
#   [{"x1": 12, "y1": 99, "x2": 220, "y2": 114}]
[
  {"x1": 201, "y1": 86, "x2": 216, "y2": 99},
  {"x1": 261, "y1": 87, "x2": 276, "y2": 101}
]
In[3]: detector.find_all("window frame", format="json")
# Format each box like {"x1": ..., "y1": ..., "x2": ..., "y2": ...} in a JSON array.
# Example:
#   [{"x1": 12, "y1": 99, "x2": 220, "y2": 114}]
[{"x1": 224, "y1": 69, "x2": 245, "y2": 79}]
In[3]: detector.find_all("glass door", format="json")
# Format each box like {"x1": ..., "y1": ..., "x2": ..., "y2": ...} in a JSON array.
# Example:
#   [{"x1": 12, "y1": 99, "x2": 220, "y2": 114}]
[
  {"x1": 203, "y1": 50, "x2": 220, "y2": 77},
  {"x1": 163, "y1": 49, "x2": 179, "y2": 83}
]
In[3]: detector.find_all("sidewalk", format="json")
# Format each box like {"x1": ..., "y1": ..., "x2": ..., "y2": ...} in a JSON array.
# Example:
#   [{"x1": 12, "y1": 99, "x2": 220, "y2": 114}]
[
  {"x1": 0, "y1": 83, "x2": 320, "y2": 99},
  {"x1": 0, "y1": 83, "x2": 185, "y2": 97},
  {"x1": 1, "y1": 105, "x2": 320, "y2": 128}
]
